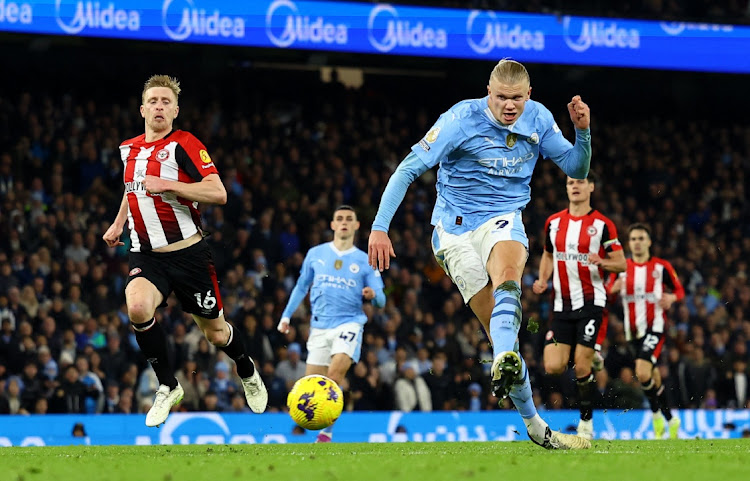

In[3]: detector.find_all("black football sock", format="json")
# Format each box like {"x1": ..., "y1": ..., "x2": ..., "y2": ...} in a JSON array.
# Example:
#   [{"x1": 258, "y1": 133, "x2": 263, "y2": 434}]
[
  {"x1": 132, "y1": 318, "x2": 177, "y2": 390},
  {"x1": 656, "y1": 385, "x2": 673, "y2": 421},
  {"x1": 218, "y1": 323, "x2": 255, "y2": 378},
  {"x1": 576, "y1": 371, "x2": 595, "y2": 421},
  {"x1": 641, "y1": 378, "x2": 659, "y2": 413}
]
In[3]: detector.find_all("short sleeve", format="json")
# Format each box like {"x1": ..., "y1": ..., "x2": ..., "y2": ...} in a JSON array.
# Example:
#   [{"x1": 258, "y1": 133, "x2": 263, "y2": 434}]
[
  {"x1": 175, "y1": 132, "x2": 219, "y2": 182},
  {"x1": 601, "y1": 217, "x2": 623, "y2": 253}
]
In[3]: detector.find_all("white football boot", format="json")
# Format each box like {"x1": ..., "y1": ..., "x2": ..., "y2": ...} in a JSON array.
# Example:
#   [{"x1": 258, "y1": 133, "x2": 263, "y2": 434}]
[
  {"x1": 145, "y1": 383, "x2": 184, "y2": 427},
  {"x1": 530, "y1": 426, "x2": 592, "y2": 450},
  {"x1": 241, "y1": 362, "x2": 268, "y2": 413}
]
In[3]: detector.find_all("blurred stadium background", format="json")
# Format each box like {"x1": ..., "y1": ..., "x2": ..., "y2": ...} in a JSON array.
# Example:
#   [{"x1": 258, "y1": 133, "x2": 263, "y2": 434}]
[{"x1": 0, "y1": 0, "x2": 749, "y2": 445}]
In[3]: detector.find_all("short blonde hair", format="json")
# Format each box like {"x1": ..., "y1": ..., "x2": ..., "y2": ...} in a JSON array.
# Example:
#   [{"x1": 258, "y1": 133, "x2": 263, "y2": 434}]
[
  {"x1": 141, "y1": 74, "x2": 181, "y2": 104},
  {"x1": 489, "y1": 59, "x2": 530, "y2": 87}
]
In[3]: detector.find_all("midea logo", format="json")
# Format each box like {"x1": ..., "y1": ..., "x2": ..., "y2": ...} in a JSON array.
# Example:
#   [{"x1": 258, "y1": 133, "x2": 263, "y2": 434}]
[
  {"x1": 162, "y1": 0, "x2": 244, "y2": 42},
  {"x1": 563, "y1": 16, "x2": 639, "y2": 53},
  {"x1": 265, "y1": 0, "x2": 347, "y2": 48},
  {"x1": 466, "y1": 10, "x2": 544, "y2": 54},
  {"x1": 55, "y1": 0, "x2": 139, "y2": 35},
  {"x1": 367, "y1": 3, "x2": 446, "y2": 53}
]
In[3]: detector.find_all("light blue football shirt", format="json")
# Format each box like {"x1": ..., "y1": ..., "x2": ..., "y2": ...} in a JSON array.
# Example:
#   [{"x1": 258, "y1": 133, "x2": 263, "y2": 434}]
[
  {"x1": 281, "y1": 242, "x2": 385, "y2": 329},
  {"x1": 373, "y1": 96, "x2": 590, "y2": 235}
]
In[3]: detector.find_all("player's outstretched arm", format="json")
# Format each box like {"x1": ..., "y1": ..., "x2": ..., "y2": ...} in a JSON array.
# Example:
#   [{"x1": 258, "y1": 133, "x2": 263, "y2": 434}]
[
  {"x1": 278, "y1": 255, "x2": 315, "y2": 333},
  {"x1": 532, "y1": 251, "x2": 554, "y2": 294},
  {"x1": 103, "y1": 193, "x2": 128, "y2": 247},
  {"x1": 370, "y1": 152, "x2": 430, "y2": 271}
]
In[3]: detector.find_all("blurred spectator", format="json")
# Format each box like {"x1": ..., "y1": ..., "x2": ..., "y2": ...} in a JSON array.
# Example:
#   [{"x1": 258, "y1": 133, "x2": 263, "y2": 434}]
[
  {"x1": 102, "y1": 381, "x2": 120, "y2": 414},
  {"x1": 49, "y1": 365, "x2": 86, "y2": 413},
  {"x1": 210, "y1": 360, "x2": 239, "y2": 411},
  {"x1": 350, "y1": 362, "x2": 378, "y2": 411},
  {"x1": 2, "y1": 377, "x2": 26, "y2": 414},
  {"x1": 174, "y1": 359, "x2": 206, "y2": 412},
  {"x1": 716, "y1": 356, "x2": 749, "y2": 409},
  {"x1": 19, "y1": 361, "x2": 44, "y2": 412},
  {"x1": 72, "y1": 422, "x2": 87, "y2": 437},
  {"x1": 423, "y1": 353, "x2": 455, "y2": 410},
  {"x1": 275, "y1": 343, "x2": 306, "y2": 390},
  {"x1": 393, "y1": 360, "x2": 432, "y2": 412},
  {"x1": 200, "y1": 390, "x2": 221, "y2": 412},
  {"x1": 261, "y1": 360, "x2": 288, "y2": 411},
  {"x1": 115, "y1": 387, "x2": 134, "y2": 414},
  {"x1": 467, "y1": 382, "x2": 483, "y2": 411}
]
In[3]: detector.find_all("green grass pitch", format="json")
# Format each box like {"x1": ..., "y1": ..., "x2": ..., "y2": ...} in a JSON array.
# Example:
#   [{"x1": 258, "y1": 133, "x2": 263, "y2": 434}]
[{"x1": 1, "y1": 440, "x2": 747, "y2": 481}]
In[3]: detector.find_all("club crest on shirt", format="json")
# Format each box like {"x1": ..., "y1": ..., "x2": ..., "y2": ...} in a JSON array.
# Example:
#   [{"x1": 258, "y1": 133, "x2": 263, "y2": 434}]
[
  {"x1": 349, "y1": 263, "x2": 359, "y2": 274},
  {"x1": 129, "y1": 267, "x2": 142, "y2": 276},
  {"x1": 334, "y1": 259, "x2": 343, "y2": 270},
  {"x1": 587, "y1": 225, "x2": 598, "y2": 236},
  {"x1": 156, "y1": 149, "x2": 169, "y2": 161},
  {"x1": 506, "y1": 133, "x2": 517, "y2": 148},
  {"x1": 425, "y1": 127, "x2": 441, "y2": 143},
  {"x1": 528, "y1": 133, "x2": 539, "y2": 144},
  {"x1": 199, "y1": 150, "x2": 212, "y2": 163}
]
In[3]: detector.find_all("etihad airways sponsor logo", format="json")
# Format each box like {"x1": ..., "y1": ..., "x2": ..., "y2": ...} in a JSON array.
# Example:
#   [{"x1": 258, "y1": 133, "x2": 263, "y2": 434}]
[
  {"x1": 266, "y1": 0, "x2": 347, "y2": 48},
  {"x1": 316, "y1": 274, "x2": 356, "y2": 288},
  {"x1": 368, "y1": 4, "x2": 447, "y2": 53}
]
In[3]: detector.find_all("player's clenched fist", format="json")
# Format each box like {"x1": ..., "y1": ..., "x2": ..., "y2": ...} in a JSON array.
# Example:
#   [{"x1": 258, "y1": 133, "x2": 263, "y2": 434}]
[
  {"x1": 567, "y1": 95, "x2": 590, "y2": 130},
  {"x1": 143, "y1": 175, "x2": 169, "y2": 194},
  {"x1": 532, "y1": 279, "x2": 548, "y2": 294},
  {"x1": 368, "y1": 230, "x2": 396, "y2": 272},
  {"x1": 102, "y1": 223, "x2": 125, "y2": 247}
]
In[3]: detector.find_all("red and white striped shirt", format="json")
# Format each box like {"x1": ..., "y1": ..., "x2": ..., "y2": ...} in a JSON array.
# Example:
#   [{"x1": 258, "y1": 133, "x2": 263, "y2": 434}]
[
  {"x1": 612, "y1": 257, "x2": 685, "y2": 341},
  {"x1": 545, "y1": 209, "x2": 622, "y2": 313},
  {"x1": 119, "y1": 130, "x2": 218, "y2": 252}
]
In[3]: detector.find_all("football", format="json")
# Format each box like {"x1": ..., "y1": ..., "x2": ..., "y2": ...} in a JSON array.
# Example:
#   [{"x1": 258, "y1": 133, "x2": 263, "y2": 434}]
[{"x1": 287, "y1": 375, "x2": 344, "y2": 430}]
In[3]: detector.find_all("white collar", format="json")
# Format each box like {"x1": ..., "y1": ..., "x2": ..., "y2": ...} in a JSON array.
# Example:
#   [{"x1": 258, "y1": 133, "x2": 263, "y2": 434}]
[{"x1": 328, "y1": 242, "x2": 356, "y2": 257}]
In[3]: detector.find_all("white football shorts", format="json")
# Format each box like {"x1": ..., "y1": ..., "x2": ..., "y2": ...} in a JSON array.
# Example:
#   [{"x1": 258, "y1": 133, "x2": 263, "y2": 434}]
[
  {"x1": 431, "y1": 210, "x2": 528, "y2": 304},
  {"x1": 306, "y1": 321, "x2": 364, "y2": 366}
]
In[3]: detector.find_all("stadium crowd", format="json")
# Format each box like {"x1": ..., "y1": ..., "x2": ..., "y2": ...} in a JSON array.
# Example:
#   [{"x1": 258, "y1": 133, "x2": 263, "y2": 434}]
[{"x1": 0, "y1": 60, "x2": 748, "y2": 419}]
